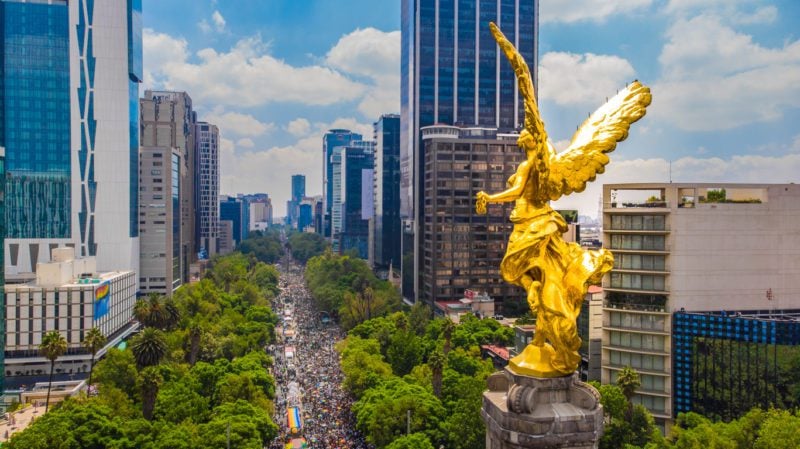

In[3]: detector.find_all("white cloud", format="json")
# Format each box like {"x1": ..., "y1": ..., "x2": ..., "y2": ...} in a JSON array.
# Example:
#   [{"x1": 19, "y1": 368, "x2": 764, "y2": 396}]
[
  {"x1": 540, "y1": 0, "x2": 653, "y2": 24},
  {"x1": 143, "y1": 30, "x2": 366, "y2": 108},
  {"x1": 211, "y1": 10, "x2": 226, "y2": 32},
  {"x1": 237, "y1": 138, "x2": 255, "y2": 148},
  {"x1": 326, "y1": 28, "x2": 401, "y2": 119},
  {"x1": 553, "y1": 152, "x2": 800, "y2": 218},
  {"x1": 198, "y1": 20, "x2": 212, "y2": 34},
  {"x1": 142, "y1": 29, "x2": 189, "y2": 89},
  {"x1": 202, "y1": 108, "x2": 275, "y2": 137},
  {"x1": 539, "y1": 52, "x2": 636, "y2": 107},
  {"x1": 220, "y1": 117, "x2": 373, "y2": 216},
  {"x1": 652, "y1": 15, "x2": 800, "y2": 131},
  {"x1": 286, "y1": 118, "x2": 311, "y2": 137}
]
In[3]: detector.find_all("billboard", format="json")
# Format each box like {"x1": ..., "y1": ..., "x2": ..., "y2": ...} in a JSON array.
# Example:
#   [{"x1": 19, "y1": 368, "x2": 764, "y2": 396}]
[{"x1": 94, "y1": 281, "x2": 110, "y2": 320}]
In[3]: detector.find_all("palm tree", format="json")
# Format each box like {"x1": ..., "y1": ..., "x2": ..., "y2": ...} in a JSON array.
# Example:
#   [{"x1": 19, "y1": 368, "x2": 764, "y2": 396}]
[
  {"x1": 134, "y1": 294, "x2": 180, "y2": 330},
  {"x1": 39, "y1": 331, "x2": 68, "y2": 412},
  {"x1": 139, "y1": 366, "x2": 163, "y2": 420},
  {"x1": 83, "y1": 327, "x2": 107, "y2": 392},
  {"x1": 428, "y1": 350, "x2": 446, "y2": 398},
  {"x1": 131, "y1": 328, "x2": 168, "y2": 368},
  {"x1": 442, "y1": 318, "x2": 456, "y2": 355},
  {"x1": 616, "y1": 366, "x2": 641, "y2": 416}
]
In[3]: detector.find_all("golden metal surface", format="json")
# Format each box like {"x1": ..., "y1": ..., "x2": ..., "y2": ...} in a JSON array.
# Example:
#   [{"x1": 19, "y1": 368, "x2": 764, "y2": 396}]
[{"x1": 476, "y1": 23, "x2": 652, "y2": 378}]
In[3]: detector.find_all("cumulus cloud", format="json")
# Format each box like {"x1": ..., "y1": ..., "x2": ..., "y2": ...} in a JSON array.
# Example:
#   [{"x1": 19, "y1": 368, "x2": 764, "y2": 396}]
[
  {"x1": 211, "y1": 11, "x2": 226, "y2": 32},
  {"x1": 237, "y1": 138, "x2": 255, "y2": 148},
  {"x1": 202, "y1": 108, "x2": 275, "y2": 137},
  {"x1": 539, "y1": 52, "x2": 637, "y2": 107},
  {"x1": 143, "y1": 30, "x2": 366, "y2": 108},
  {"x1": 651, "y1": 15, "x2": 800, "y2": 131},
  {"x1": 220, "y1": 117, "x2": 374, "y2": 216},
  {"x1": 142, "y1": 29, "x2": 189, "y2": 89},
  {"x1": 326, "y1": 28, "x2": 401, "y2": 119},
  {"x1": 286, "y1": 118, "x2": 311, "y2": 137},
  {"x1": 553, "y1": 152, "x2": 800, "y2": 217},
  {"x1": 540, "y1": 0, "x2": 653, "y2": 24}
]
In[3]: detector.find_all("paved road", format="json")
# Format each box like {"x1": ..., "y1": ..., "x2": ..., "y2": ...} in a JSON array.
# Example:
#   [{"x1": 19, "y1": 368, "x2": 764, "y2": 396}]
[
  {"x1": 0, "y1": 403, "x2": 46, "y2": 443},
  {"x1": 268, "y1": 253, "x2": 371, "y2": 449}
]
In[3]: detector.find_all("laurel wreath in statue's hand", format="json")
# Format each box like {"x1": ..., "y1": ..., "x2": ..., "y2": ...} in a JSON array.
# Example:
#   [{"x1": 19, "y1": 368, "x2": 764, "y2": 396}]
[{"x1": 475, "y1": 191, "x2": 489, "y2": 215}]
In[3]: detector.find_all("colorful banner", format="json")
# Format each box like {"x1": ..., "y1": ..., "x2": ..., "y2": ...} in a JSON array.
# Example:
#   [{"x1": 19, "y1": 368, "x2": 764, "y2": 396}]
[
  {"x1": 94, "y1": 282, "x2": 110, "y2": 320},
  {"x1": 287, "y1": 406, "x2": 302, "y2": 432}
]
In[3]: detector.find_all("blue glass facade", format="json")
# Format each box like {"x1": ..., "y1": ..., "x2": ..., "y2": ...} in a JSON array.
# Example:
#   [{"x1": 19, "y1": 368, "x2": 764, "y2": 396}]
[
  {"x1": 2, "y1": 1, "x2": 71, "y2": 239},
  {"x1": 298, "y1": 204, "x2": 313, "y2": 232},
  {"x1": 673, "y1": 311, "x2": 800, "y2": 421},
  {"x1": 220, "y1": 197, "x2": 245, "y2": 245},
  {"x1": 128, "y1": 0, "x2": 142, "y2": 238},
  {"x1": 341, "y1": 144, "x2": 374, "y2": 259},
  {"x1": 373, "y1": 115, "x2": 402, "y2": 268},
  {"x1": 323, "y1": 130, "x2": 361, "y2": 237},
  {"x1": 171, "y1": 153, "x2": 181, "y2": 290}
]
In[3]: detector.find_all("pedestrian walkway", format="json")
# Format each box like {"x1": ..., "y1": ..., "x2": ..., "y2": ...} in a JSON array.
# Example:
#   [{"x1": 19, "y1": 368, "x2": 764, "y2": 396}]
[
  {"x1": 0, "y1": 403, "x2": 46, "y2": 443},
  {"x1": 268, "y1": 248, "x2": 371, "y2": 449}
]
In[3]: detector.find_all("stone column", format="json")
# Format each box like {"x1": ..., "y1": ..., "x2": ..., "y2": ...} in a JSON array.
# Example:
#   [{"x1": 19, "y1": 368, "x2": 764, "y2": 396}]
[{"x1": 481, "y1": 368, "x2": 603, "y2": 449}]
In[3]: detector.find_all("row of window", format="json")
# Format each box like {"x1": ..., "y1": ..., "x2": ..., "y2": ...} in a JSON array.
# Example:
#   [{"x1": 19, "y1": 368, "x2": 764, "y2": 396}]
[{"x1": 609, "y1": 331, "x2": 666, "y2": 352}]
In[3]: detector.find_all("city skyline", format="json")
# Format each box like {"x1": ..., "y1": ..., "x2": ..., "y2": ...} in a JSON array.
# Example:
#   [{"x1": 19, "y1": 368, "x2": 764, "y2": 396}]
[{"x1": 142, "y1": 0, "x2": 800, "y2": 218}]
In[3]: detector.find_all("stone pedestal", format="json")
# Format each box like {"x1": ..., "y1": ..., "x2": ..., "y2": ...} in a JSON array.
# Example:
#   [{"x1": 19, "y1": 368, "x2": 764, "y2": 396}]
[{"x1": 481, "y1": 367, "x2": 603, "y2": 449}]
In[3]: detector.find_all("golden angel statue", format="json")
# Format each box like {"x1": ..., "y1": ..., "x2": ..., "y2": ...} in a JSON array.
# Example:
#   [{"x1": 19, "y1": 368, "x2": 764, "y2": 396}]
[{"x1": 476, "y1": 23, "x2": 652, "y2": 378}]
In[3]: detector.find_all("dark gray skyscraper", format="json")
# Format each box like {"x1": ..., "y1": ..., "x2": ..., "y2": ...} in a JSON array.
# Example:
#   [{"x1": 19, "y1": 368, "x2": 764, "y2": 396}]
[
  {"x1": 370, "y1": 114, "x2": 401, "y2": 269},
  {"x1": 401, "y1": 0, "x2": 539, "y2": 302}
]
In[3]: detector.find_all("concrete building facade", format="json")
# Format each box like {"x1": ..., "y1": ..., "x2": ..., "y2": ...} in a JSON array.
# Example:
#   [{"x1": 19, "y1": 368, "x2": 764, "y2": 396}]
[
  {"x1": 4, "y1": 248, "x2": 137, "y2": 377},
  {"x1": 601, "y1": 183, "x2": 800, "y2": 426},
  {"x1": 419, "y1": 126, "x2": 524, "y2": 307},
  {"x1": 138, "y1": 147, "x2": 181, "y2": 294},
  {"x1": 140, "y1": 90, "x2": 196, "y2": 284},
  {"x1": 195, "y1": 122, "x2": 219, "y2": 257}
]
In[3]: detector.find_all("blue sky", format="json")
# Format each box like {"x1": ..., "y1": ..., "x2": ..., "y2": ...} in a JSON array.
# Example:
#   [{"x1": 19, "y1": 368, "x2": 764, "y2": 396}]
[{"x1": 142, "y1": 0, "x2": 800, "y2": 217}]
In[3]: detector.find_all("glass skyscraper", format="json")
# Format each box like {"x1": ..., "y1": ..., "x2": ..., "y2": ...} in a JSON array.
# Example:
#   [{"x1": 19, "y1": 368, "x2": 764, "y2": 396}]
[
  {"x1": 400, "y1": 0, "x2": 538, "y2": 220},
  {"x1": 401, "y1": 0, "x2": 539, "y2": 302},
  {"x1": 322, "y1": 130, "x2": 362, "y2": 238},
  {"x1": 2, "y1": 0, "x2": 143, "y2": 279},
  {"x1": 370, "y1": 114, "x2": 402, "y2": 269}
]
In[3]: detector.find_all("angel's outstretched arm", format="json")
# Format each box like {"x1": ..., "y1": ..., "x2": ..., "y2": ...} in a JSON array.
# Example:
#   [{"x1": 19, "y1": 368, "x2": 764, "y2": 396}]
[{"x1": 476, "y1": 161, "x2": 531, "y2": 214}]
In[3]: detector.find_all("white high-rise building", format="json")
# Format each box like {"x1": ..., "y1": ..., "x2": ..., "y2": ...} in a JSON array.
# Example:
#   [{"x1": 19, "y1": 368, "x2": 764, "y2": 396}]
[
  {"x1": 195, "y1": 122, "x2": 220, "y2": 257},
  {"x1": 2, "y1": 0, "x2": 142, "y2": 281}
]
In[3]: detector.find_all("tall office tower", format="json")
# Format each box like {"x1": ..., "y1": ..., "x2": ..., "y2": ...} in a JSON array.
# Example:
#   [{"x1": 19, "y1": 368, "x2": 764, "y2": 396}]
[
  {"x1": 140, "y1": 90, "x2": 196, "y2": 284},
  {"x1": 370, "y1": 114, "x2": 401, "y2": 269},
  {"x1": 0, "y1": 147, "x2": 5, "y2": 390},
  {"x1": 323, "y1": 130, "x2": 362, "y2": 238},
  {"x1": 249, "y1": 199, "x2": 273, "y2": 232},
  {"x1": 601, "y1": 183, "x2": 800, "y2": 429},
  {"x1": 419, "y1": 126, "x2": 523, "y2": 306},
  {"x1": 334, "y1": 141, "x2": 375, "y2": 259},
  {"x1": 220, "y1": 196, "x2": 246, "y2": 246},
  {"x1": 401, "y1": 0, "x2": 539, "y2": 301},
  {"x1": 138, "y1": 147, "x2": 181, "y2": 295},
  {"x1": 292, "y1": 175, "x2": 306, "y2": 202},
  {"x1": 298, "y1": 202, "x2": 314, "y2": 232},
  {"x1": 1, "y1": 0, "x2": 142, "y2": 280},
  {"x1": 195, "y1": 122, "x2": 220, "y2": 257},
  {"x1": 313, "y1": 197, "x2": 324, "y2": 234}
]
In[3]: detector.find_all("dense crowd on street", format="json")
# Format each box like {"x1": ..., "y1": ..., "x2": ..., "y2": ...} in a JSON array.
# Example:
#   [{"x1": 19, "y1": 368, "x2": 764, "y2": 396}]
[{"x1": 268, "y1": 256, "x2": 372, "y2": 449}]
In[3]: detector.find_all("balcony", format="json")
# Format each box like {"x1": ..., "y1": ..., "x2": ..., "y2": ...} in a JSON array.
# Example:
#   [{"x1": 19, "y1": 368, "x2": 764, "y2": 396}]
[
  {"x1": 603, "y1": 322, "x2": 669, "y2": 335},
  {"x1": 603, "y1": 301, "x2": 668, "y2": 314},
  {"x1": 604, "y1": 201, "x2": 670, "y2": 210}
]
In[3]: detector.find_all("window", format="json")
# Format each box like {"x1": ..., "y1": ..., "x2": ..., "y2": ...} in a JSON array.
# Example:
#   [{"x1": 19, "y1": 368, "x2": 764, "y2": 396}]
[{"x1": 151, "y1": 170, "x2": 162, "y2": 175}]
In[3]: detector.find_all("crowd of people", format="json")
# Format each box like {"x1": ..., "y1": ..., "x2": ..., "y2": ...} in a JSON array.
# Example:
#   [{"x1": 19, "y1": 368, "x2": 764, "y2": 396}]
[{"x1": 268, "y1": 258, "x2": 372, "y2": 449}]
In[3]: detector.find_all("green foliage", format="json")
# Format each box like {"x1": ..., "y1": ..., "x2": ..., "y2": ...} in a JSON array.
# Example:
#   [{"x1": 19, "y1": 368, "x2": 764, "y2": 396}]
[
  {"x1": 385, "y1": 433, "x2": 436, "y2": 449},
  {"x1": 238, "y1": 230, "x2": 283, "y2": 264},
  {"x1": 9, "y1": 252, "x2": 281, "y2": 446},
  {"x1": 338, "y1": 336, "x2": 394, "y2": 396},
  {"x1": 288, "y1": 232, "x2": 328, "y2": 263},
  {"x1": 354, "y1": 378, "x2": 446, "y2": 448},
  {"x1": 305, "y1": 251, "x2": 401, "y2": 329}
]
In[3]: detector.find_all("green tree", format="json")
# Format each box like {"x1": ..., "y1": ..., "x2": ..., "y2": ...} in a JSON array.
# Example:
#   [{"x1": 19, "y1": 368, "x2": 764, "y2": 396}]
[
  {"x1": 616, "y1": 366, "x2": 641, "y2": 414},
  {"x1": 385, "y1": 433, "x2": 436, "y2": 449},
  {"x1": 428, "y1": 350, "x2": 446, "y2": 399},
  {"x1": 154, "y1": 376, "x2": 210, "y2": 423},
  {"x1": 354, "y1": 378, "x2": 446, "y2": 448},
  {"x1": 93, "y1": 348, "x2": 139, "y2": 398},
  {"x1": 139, "y1": 366, "x2": 164, "y2": 421},
  {"x1": 131, "y1": 327, "x2": 168, "y2": 368},
  {"x1": 83, "y1": 327, "x2": 107, "y2": 390},
  {"x1": 39, "y1": 330, "x2": 68, "y2": 412}
]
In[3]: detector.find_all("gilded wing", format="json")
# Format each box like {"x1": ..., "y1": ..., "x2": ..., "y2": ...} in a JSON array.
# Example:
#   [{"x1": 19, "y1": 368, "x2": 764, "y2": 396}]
[
  {"x1": 545, "y1": 81, "x2": 652, "y2": 200},
  {"x1": 490, "y1": 22, "x2": 546, "y2": 145}
]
